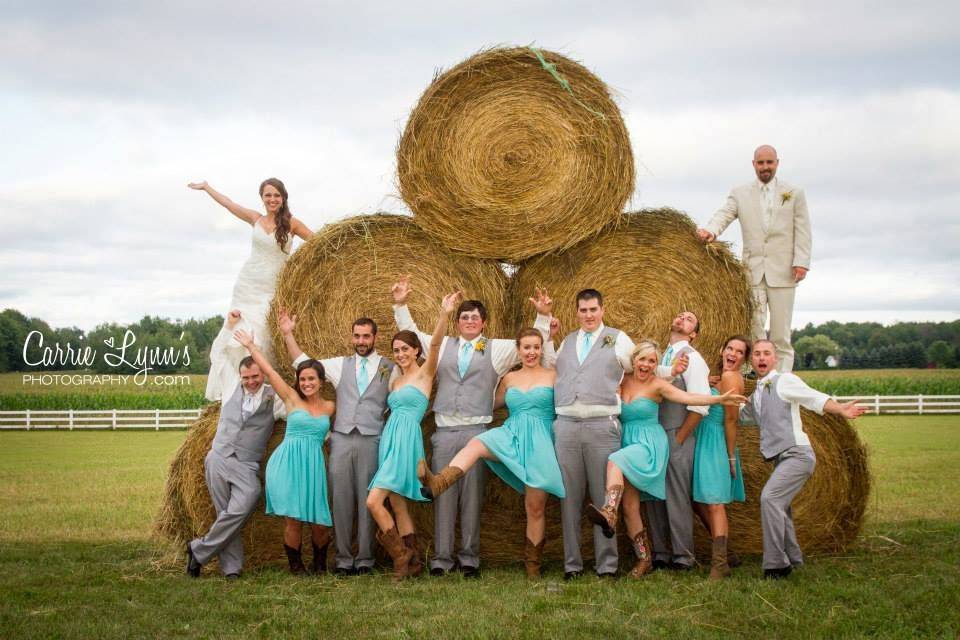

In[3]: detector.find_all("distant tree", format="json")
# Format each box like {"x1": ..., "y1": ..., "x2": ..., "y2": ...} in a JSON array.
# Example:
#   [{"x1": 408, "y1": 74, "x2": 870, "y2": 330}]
[
  {"x1": 927, "y1": 340, "x2": 956, "y2": 368},
  {"x1": 794, "y1": 334, "x2": 841, "y2": 369}
]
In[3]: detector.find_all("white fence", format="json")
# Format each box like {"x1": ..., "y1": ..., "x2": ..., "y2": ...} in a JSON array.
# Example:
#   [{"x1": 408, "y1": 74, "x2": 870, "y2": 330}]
[
  {"x1": 834, "y1": 395, "x2": 960, "y2": 415},
  {"x1": 0, "y1": 408, "x2": 204, "y2": 431}
]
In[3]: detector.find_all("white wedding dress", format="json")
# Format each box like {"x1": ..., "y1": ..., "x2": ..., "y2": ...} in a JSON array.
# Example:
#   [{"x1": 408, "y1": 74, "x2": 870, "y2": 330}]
[{"x1": 205, "y1": 218, "x2": 293, "y2": 402}]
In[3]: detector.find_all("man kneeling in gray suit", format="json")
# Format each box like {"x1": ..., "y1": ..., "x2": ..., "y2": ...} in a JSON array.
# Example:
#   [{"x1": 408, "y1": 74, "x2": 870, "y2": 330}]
[
  {"x1": 187, "y1": 310, "x2": 286, "y2": 578},
  {"x1": 740, "y1": 339, "x2": 864, "y2": 579}
]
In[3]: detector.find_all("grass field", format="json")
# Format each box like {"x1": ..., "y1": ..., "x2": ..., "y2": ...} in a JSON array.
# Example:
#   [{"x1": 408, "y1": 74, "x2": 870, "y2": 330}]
[
  {"x1": 796, "y1": 368, "x2": 960, "y2": 396},
  {"x1": 1, "y1": 416, "x2": 958, "y2": 638}
]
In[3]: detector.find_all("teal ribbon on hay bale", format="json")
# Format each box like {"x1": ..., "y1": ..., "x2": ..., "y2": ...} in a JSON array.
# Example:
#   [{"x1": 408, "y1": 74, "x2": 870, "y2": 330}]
[{"x1": 529, "y1": 47, "x2": 607, "y2": 120}]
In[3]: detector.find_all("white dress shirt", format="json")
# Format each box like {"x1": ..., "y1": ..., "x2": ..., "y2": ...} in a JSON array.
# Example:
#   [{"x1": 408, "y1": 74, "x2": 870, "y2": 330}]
[
  {"x1": 758, "y1": 177, "x2": 778, "y2": 231},
  {"x1": 241, "y1": 383, "x2": 287, "y2": 421},
  {"x1": 548, "y1": 323, "x2": 636, "y2": 419},
  {"x1": 659, "y1": 339, "x2": 710, "y2": 417},
  {"x1": 393, "y1": 304, "x2": 551, "y2": 426}
]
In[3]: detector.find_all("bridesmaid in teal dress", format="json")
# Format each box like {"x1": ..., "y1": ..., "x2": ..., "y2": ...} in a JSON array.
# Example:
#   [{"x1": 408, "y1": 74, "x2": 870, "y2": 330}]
[
  {"x1": 692, "y1": 335, "x2": 750, "y2": 579},
  {"x1": 418, "y1": 322, "x2": 564, "y2": 578},
  {"x1": 585, "y1": 340, "x2": 745, "y2": 579},
  {"x1": 365, "y1": 291, "x2": 457, "y2": 581},
  {"x1": 234, "y1": 329, "x2": 334, "y2": 575}
]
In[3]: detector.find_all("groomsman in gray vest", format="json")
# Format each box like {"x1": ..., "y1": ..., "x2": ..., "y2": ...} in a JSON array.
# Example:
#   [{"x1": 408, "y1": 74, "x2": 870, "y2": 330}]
[
  {"x1": 392, "y1": 276, "x2": 550, "y2": 577},
  {"x1": 646, "y1": 310, "x2": 711, "y2": 570},
  {"x1": 279, "y1": 309, "x2": 395, "y2": 576},
  {"x1": 187, "y1": 309, "x2": 285, "y2": 578},
  {"x1": 740, "y1": 339, "x2": 864, "y2": 578},
  {"x1": 542, "y1": 289, "x2": 638, "y2": 579}
]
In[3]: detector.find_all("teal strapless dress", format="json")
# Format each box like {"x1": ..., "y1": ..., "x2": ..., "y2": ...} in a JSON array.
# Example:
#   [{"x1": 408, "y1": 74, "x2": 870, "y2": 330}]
[
  {"x1": 265, "y1": 409, "x2": 332, "y2": 525},
  {"x1": 476, "y1": 386, "x2": 566, "y2": 498},
  {"x1": 367, "y1": 385, "x2": 429, "y2": 502},
  {"x1": 608, "y1": 397, "x2": 669, "y2": 501},
  {"x1": 692, "y1": 389, "x2": 746, "y2": 504}
]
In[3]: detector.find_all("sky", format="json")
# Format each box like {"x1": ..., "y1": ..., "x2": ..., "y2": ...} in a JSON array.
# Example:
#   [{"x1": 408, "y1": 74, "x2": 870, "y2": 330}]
[{"x1": 2, "y1": 1, "x2": 958, "y2": 331}]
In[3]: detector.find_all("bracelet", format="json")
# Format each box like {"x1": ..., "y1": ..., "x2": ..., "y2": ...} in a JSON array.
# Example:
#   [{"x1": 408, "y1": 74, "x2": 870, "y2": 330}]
[{"x1": 728, "y1": 458, "x2": 736, "y2": 461}]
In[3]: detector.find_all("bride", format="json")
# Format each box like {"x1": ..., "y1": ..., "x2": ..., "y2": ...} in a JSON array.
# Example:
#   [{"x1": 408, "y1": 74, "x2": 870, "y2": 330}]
[{"x1": 188, "y1": 178, "x2": 314, "y2": 401}]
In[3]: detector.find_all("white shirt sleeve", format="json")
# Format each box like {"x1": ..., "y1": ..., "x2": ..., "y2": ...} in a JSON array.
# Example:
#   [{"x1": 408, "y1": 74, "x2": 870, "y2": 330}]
[
  {"x1": 393, "y1": 304, "x2": 434, "y2": 358},
  {"x1": 682, "y1": 351, "x2": 711, "y2": 416},
  {"x1": 776, "y1": 373, "x2": 830, "y2": 415},
  {"x1": 615, "y1": 331, "x2": 635, "y2": 373},
  {"x1": 490, "y1": 338, "x2": 519, "y2": 376},
  {"x1": 291, "y1": 353, "x2": 344, "y2": 389},
  {"x1": 273, "y1": 395, "x2": 287, "y2": 420}
]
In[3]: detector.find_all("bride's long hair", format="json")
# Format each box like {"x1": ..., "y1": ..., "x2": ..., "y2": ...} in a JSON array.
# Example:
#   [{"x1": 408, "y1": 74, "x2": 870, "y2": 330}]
[{"x1": 259, "y1": 177, "x2": 292, "y2": 251}]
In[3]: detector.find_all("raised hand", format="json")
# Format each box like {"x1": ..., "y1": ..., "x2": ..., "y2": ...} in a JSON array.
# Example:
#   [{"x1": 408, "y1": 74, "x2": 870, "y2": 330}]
[
  {"x1": 838, "y1": 400, "x2": 866, "y2": 420},
  {"x1": 187, "y1": 181, "x2": 209, "y2": 190},
  {"x1": 671, "y1": 353, "x2": 689, "y2": 377},
  {"x1": 278, "y1": 308, "x2": 296, "y2": 335},
  {"x1": 717, "y1": 389, "x2": 748, "y2": 406},
  {"x1": 392, "y1": 275, "x2": 412, "y2": 304},
  {"x1": 441, "y1": 291, "x2": 464, "y2": 314},
  {"x1": 549, "y1": 317, "x2": 561, "y2": 339},
  {"x1": 695, "y1": 228, "x2": 715, "y2": 243},
  {"x1": 226, "y1": 309, "x2": 242, "y2": 329},
  {"x1": 528, "y1": 287, "x2": 553, "y2": 316},
  {"x1": 233, "y1": 329, "x2": 255, "y2": 349}
]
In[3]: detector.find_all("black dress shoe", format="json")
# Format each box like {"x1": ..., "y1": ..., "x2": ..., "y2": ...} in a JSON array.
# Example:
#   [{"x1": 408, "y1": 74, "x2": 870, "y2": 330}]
[
  {"x1": 652, "y1": 559, "x2": 669, "y2": 571},
  {"x1": 669, "y1": 561, "x2": 694, "y2": 571},
  {"x1": 597, "y1": 571, "x2": 618, "y2": 579},
  {"x1": 186, "y1": 544, "x2": 201, "y2": 578},
  {"x1": 355, "y1": 566, "x2": 372, "y2": 576},
  {"x1": 763, "y1": 566, "x2": 792, "y2": 580},
  {"x1": 333, "y1": 567, "x2": 357, "y2": 577},
  {"x1": 460, "y1": 565, "x2": 480, "y2": 579},
  {"x1": 430, "y1": 567, "x2": 449, "y2": 577},
  {"x1": 564, "y1": 570, "x2": 583, "y2": 581},
  {"x1": 224, "y1": 573, "x2": 240, "y2": 580}
]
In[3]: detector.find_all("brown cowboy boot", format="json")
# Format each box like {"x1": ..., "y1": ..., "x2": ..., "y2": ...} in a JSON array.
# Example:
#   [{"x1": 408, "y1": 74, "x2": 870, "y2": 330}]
[
  {"x1": 376, "y1": 526, "x2": 413, "y2": 582},
  {"x1": 585, "y1": 485, "x2": 624, "y2": 539},
  {"x1": 524, "y1": 537, "x2": 545, "y2": 579},
  {"x1": 417, "y1": 459, "x2": 465, "y2": 500},
  {"x1": 695, "y1": 510, "x2": 740, "y2": 567},
  {"x1": 311, "y1": 527, "x2": 331, "y2": 575},
  {"x1": 709, "y1": 535, "x2": 731, "y2": 580},
  {"x1": 628, "y1": 529, "x2": 653, "y2": 578},
  {"x1": 403, "y1": 533, "x2": 424, "y2": 577},
  {"x1": 283, "y1": 543, "x2": 308, "y2": 575}
]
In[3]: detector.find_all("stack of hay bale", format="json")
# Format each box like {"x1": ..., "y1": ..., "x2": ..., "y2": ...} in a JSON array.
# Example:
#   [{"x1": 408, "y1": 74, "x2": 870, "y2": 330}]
[{"x1": 156, "y1": 47, "x2": 869, "y2": 571}]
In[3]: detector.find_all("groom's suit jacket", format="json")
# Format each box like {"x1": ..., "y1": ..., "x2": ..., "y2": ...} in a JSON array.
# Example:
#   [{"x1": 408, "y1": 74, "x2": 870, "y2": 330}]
[{"x1": 705, "y1": 179, "x2": 812, "y2": 288}]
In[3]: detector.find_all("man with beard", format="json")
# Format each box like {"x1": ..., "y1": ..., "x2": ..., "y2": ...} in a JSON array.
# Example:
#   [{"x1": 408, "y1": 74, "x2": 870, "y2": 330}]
[
  {"x1": 280, "y1": 310, "x2": 396, "y2": 576},
  {"x1": 696, "y1": 145, "x2": 812, "y2": 372}
]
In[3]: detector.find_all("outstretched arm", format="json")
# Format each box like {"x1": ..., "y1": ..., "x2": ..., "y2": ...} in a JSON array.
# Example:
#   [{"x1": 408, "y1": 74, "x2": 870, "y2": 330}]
[
  {"x1": 187, "y1": 181, "x2": 260, "y2": 225},
  {"x1": 656, "y1": 378, "x2": 745, "y2": 407},
  {"x1": 823, "y1": 398, "x2": 866, "y2": 420},
  {"x1": 233, "y1": 329, "x2": 299, "y2": 407},
  {"x1": 291, "y1": 217, "x2": 314, "y2": 241},
  {"x1": 421, "y1": 292, "x2": 460, "y2": 379},
  {"x1": 391, "y1": 275, "x2": 433, "y2": 352},
  {"x1": 697, "y1": 191, "x2": 740, "y2": 242}
]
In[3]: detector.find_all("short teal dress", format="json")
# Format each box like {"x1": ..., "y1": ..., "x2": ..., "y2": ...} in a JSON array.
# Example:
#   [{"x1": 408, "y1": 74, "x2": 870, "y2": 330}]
[
  {"x1": 476, "y1": 386, "x2": 566, "y2": 498},
  {"x1": 367, "y1": 385, "x2": 429, "y2": 502},
  {"x1": 692, "y1": 389, "x2": 746, "y2": 504},
  {"x1": 265, "y1": 409, "x2": 332, "y2": 525},
  {"x1": 608, "y1": 397, "x2": 669, "y2": 501}
]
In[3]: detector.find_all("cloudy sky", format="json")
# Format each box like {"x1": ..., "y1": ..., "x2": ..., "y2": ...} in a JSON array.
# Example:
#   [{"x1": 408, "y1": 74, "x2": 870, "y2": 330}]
[{"x1": 2, "y1": 1, "x2": 958, "y2": 331}]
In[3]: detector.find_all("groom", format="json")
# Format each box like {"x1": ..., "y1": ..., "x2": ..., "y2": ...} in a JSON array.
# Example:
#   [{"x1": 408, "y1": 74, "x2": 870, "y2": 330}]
[{"x1": 187, "y1": 309, "x2": 285, "y2": 578}]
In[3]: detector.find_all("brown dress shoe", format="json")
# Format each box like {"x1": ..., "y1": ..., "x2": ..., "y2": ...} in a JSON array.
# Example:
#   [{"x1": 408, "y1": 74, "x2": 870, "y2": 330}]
[
  {"x1": 376, "y1": 526, "x2": 413, "y2": 582},
  {"x1": 524, "y1": 537, "x2": 545, "y2": 579}
]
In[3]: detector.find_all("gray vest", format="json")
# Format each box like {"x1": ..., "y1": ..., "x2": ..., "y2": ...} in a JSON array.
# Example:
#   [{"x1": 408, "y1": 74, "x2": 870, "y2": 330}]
[
  {"x1": 211, "y1": 384, "x2": 277, "y2": 463},
  {"x1": 554, "y1": 326, "x2": 623, "y2": 408},
  {"x1": 431, "y1": 336, "x2": 499, "y2": 421},
  {"x1": 658, "y1": 344, "x2": 695, "y2": 431},
  {"x1": 753, "y1": 375, "x2": 805, "y2": 459},
  {"x1": 333, "y1": 355, "x2": 393, "y2": 435}
]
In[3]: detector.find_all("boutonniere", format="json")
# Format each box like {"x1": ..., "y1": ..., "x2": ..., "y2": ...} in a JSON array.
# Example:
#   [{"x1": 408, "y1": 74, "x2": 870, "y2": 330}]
[
  {"x1": 474, "y1": 338, "x2": 487, "y2": 355},
  {"x1": 601, "y1": 335, "x2": 615, "y2": 348},
  {"x1": 761, "y1": 379, "x2": 773, "y2": 393},
  {"x1": 781, "y1": 191, "x2": 793, "y2": 205},
  {"x1": 378, "y1": 364, "x2": 390, "y2": 382}
]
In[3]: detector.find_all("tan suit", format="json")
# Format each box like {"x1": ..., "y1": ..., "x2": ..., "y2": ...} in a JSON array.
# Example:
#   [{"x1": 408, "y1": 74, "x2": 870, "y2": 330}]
[{"x1": 706, "y1": 178, "x2": 812, "y2": 371}]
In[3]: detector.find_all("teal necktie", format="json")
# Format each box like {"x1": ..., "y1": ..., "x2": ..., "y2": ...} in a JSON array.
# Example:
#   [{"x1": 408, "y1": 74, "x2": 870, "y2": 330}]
[
  {"x1": 662, "y1": 345, "x2": 674, "y2": 367},
  {"x1": 458, "y1": 341, "x2": 473, "y2": 378},
  {"x1": 578, "y1": 331, "x2": 593, "y2": 364},
  {"x1": 357, "y1": 357, "x2": 369, "y2": 395}
]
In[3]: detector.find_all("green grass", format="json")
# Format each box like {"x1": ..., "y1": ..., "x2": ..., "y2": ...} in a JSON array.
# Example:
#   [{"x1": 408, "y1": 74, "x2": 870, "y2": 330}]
[
  {"x1": 796, "y1": 368, "x2": 960, "y2": 395},
  {"x1": 1, "y1": 416, "x2": 959, "y2": 637}
]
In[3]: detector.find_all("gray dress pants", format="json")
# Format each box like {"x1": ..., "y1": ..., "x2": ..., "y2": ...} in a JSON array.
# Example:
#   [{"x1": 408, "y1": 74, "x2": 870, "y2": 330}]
[
  {"x1": 430, "y1": 425, "x2": 486, "y2": 571},
  {"x1": 328, "y1": 430, "x2": 380, "y2": 570},
  {"x1": 761, "y1": 445, "x2": 815, "y2": 569},
  {"x1": 647, "y1": 427, "x2": 697, "y2": 567}
]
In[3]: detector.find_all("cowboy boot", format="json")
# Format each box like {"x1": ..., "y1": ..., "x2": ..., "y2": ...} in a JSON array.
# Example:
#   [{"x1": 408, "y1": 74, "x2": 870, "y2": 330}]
[
  {"x1": 524, "y1": 537, "x2": 545, "y2": 579},
  {"x1": 709, "y1": 535, "x2": 731, "y2": 580},
  {"x1": 312, "y1": 527, "x2": 331, "y2": 575},
  {"x1": 585, "y1": 485, "x2": 623, "y2": 539},
  {"x1": 376, "y1": 526, "x2": 413, "y2": 582},
  {"x1": 628, "y1": 529, "x2": 653, "y2": 578},
  {"x1": 284, "y1": 543, "x2": 307, "y2": 575},
  {"x1": 403, "y1": 533, "x2": 424, "y2": 577},
  {"x1": 418, "y1": 459, "x2": 465, "y2": 500}
]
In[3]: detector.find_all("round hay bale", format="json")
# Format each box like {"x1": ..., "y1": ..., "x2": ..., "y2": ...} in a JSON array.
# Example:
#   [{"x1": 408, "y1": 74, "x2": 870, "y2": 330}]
[
  {"x1": 267, "y1": 213, "x2": 510, "y2": 369},
  {"x1": 509, "y1": 208, "x2": 753, "y2": 364},
  {"x1": 397, "y1": 46, "x2": 634, "y2": 261}
]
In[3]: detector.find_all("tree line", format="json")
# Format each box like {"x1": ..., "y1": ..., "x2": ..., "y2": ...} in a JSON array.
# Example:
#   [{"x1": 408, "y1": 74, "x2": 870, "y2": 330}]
[{"x1": 0, "y1": 308, "x2": 957, "y2": 373}]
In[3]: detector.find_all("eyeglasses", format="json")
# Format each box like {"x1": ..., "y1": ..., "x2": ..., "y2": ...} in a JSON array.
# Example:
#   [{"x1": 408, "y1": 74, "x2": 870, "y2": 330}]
[{"x1": 458, "y1": 314, "x2": 483, "y2": 322}]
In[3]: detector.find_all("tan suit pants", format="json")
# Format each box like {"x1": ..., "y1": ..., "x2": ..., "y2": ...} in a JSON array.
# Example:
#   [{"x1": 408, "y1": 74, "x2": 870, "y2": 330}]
[{"x1": 751, "y1": 276, "x2": 796, "y2": 372}]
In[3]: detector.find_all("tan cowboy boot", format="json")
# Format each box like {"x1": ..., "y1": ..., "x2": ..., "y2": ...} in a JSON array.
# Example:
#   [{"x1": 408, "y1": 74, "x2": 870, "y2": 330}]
[
  {"x1": 585, "y1": 485, "x2": 624, "y2": 539},
  {"x1": 628, "y1": 529, "x2": 653, "y2": 578},
  {"x1": 524, "y1": 537, "x2": 545, "y2": 579},
  {"x1": 709, "y1": 535, "x2": 731, "y2": 580},
  {"x1": 403, "y1": 532, "x2": 424, "y2": 577},
  {"x1": 376, "y1": 526, "x2": 413, "y2": 582},
  {"x1": 417, "y1": 459, "x2": 465, "y2": 499}
]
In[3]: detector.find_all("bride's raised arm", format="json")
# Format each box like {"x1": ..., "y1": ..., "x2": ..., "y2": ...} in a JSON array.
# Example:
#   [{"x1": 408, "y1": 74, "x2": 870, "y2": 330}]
[{"x1": 187, "y1": 181, "x2": 261, "y2": 225}]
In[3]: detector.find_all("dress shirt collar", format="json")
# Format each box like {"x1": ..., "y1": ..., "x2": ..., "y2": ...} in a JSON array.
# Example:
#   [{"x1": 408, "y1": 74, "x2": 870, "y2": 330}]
[
  {"x1": 578, "y1": 323, "x2": 605, "y2": 339},
  {"x1": 756, "y1": 176, "x2": 778, "y2": 192},
  {"x1": 755, "y1": 371, "x2": 780, "y2": 395},
  {"x1": 459, "y1": 335, "x2": 484, "y2": 347},
  {"x1": 243, "y1": 384, "x2": 265, "y2": 404}
]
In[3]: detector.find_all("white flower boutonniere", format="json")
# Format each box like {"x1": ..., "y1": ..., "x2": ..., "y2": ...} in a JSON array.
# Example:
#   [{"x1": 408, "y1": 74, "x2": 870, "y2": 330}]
[
  {"x1": 761, "y1": 379, "x2": 773, "y2": 393},
  {"x1": 474, "y1": 338, "x2": 487, "y2": 355},
  {"x1": 601, "y1": 335, "x2": 615, "y2": 348},
  {"x1": 378, "y1": 364, "x2": 390, "y2": 382},
  {"x1": 781, "y1": 191, "x2": 794, "y2": 205}
]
